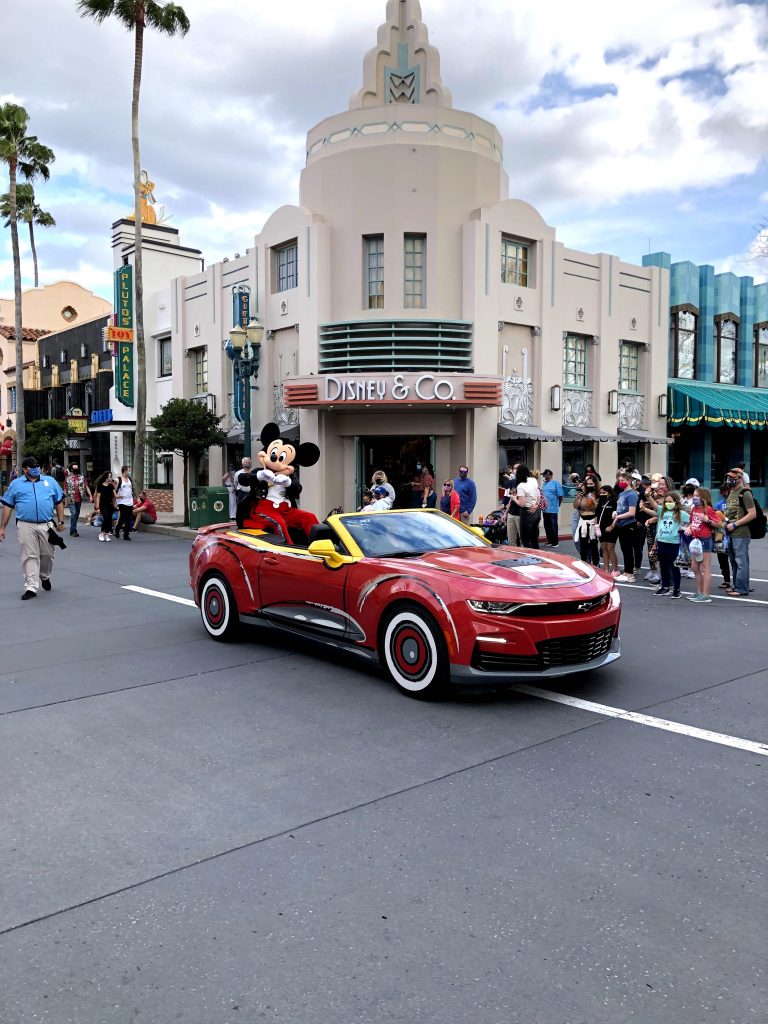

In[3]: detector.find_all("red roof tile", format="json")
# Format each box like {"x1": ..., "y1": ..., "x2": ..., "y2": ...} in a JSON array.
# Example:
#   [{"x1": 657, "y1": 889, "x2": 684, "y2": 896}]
[{"x1": 0, "y1": 326, "x2": 50, "y2": 342}]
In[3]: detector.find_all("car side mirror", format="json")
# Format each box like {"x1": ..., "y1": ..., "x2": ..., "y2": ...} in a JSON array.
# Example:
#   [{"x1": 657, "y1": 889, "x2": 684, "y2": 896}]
[{"x1": 308, "y1": 538, "x2": 344, "y2": 567}]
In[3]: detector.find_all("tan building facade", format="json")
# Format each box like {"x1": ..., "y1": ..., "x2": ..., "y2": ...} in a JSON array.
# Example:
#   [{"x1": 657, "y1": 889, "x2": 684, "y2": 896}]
[{"x1": 163, "y1": 0, "x2": 669, "y2": 518}]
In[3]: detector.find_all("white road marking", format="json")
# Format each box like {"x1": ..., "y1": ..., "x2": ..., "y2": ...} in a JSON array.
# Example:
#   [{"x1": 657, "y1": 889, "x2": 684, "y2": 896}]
[
  {"x1": 614, "y1": 581, "x2": 768, "y2": 606},
  {"x1": 513, "y1": 684, "x2": 768, "y2": 757},
  {"x1": 123, "y1": 585, "x2": 196, "y2": 607},
  {"x1": 123, "y1": 583, "x2": 768, "y2": 757}
]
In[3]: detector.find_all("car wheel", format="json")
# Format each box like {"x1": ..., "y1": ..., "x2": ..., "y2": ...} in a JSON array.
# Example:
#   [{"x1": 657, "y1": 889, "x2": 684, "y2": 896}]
[
  {"x1": 382, "y1": 606, "x2": 448, "y2": 698},
  {"x1": 200, "y1": 573, "x2": 240, "y2": 642}
]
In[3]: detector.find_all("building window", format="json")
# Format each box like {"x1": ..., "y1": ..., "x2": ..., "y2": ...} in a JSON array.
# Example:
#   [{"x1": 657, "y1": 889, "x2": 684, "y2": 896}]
[
  {"x1": 716, "y1": 318, "x2": 738, "y2": 384},
  {"x1": 619, "y1": 341, "x2": 640, "y2": 392},
  {"x1": 563, "y1": 333, "x2": 588, "y2": 388},
  {"x1": 80, "y1": 342, "x2": 88, "y2": 358},
  {"x1": 403, "y1": 233, "x2": 426, "y2": 309},
  {"x1": 671, "y1": 309, "x2": 697, "y2": 379},
  {"x1": 42, "y1": 353, "x2": 50, "y2": 368},
  {"x1": 192, "y1": 347, "x2": 208, "y2": 394},
  {"x1": 755, "y1": 325, "x2": 768, "y2": 388},
  {"x1": 159, "y1": 337, "x2": 172, "y2": 378},
  {"x1": 365, "y1": 235, "x2": 384, "y2": 309},
  {"x1": 273, "y1": 240, "x2": 298, "y2": 293},
  {"x1": 9, "y1": 386, "x2": 17, "y2": 412},
  {"x1": 501, "y1": 236, "x2": 529, "y2": 287},
  {"x1": 59, "y1": 349, "x2": 68, "y2": 364}
]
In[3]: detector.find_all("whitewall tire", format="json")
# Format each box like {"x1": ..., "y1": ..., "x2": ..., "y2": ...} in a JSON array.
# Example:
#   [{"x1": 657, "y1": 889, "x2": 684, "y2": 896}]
[
  {"x1": 200, "y1": 574, "x2": 240, "y2": 642},
  {"x1": 382, "y1": 606, "x2": 448, "y2": 698}
]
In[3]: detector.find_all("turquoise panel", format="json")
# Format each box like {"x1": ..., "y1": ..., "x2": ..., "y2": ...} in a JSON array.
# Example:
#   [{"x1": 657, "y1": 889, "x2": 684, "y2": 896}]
[
  {"x1": 714, "y1": 272, "x2": 741, "y2": 316},
  {"x1": 755, "y1": 282, "x2": 768, "y2": 324},
  {"x1": 669, "y1": 260, "x2": 700, "y2": 309},
  {"x1": 698, "y1": 265, "x2": 715, "y2": 381},
  {"x1": 739, "y1": 276, "x2": 755, "y2": 387},
  {"x1": 642, "y1": 251, "x2": 671, "y2": 271}
]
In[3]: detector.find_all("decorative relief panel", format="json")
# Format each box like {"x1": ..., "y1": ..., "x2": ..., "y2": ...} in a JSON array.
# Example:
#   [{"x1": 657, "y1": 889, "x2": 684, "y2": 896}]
[
  {"x1": 274, "y1": 383, "x2": 299, "y2": 427},
  {"x1": 563, "y1": 388, "x2": 593, "y2": 427},
  {"x1": 618, "y1": 393, "x2": 645, "y2": 430},
  {"x1": 500, "y1": 374, "x2": 533, "y2": 425}
]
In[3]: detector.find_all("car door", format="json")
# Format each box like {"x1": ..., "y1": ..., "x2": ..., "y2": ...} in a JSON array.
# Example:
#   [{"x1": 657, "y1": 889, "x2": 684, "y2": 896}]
[{"x1": 257, "y1": 544, "x2": 356, "y2": 643}]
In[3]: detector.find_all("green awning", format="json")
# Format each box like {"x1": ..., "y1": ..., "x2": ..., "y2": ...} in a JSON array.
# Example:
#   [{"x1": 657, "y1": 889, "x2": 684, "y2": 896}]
[{"x1": 669, "y1": 381, "x2": 768, "y2": 429}]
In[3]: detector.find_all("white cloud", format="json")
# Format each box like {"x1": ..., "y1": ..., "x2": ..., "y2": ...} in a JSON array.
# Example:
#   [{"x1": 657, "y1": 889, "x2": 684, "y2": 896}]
[{"x1": 1, "y1": 0, "x2": 767, "y2": 299}]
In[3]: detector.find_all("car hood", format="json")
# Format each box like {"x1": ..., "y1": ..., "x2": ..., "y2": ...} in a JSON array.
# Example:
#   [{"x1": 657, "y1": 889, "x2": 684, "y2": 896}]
[{"x1": 401, "y1": 546, "x2": 609, "y2": 591}]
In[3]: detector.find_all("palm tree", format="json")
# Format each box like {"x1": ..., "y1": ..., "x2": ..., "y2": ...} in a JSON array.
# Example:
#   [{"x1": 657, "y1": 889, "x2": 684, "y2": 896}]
[
  {"x1": 1, "y1": 183, "x2": 57, "y2": 288},
  {"x1": 0, "y1": 103, "x2": 55, "y2": 460},
  {"x1": 77, "y1": 0, "x2": 190, "y2": 491}
]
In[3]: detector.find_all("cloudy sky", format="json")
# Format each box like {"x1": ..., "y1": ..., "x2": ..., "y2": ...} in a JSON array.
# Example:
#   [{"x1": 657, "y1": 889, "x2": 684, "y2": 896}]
[{"x1": 2, "y1": 0, "x2": 767, "y2": 302}]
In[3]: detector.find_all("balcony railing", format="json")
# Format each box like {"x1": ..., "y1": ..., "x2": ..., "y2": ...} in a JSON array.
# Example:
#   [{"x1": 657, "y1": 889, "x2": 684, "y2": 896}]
[
  {"x1": 500, "y1": 374, "x2": 533, "y2": 425},
  {"x1": 618, "y1": 392, "x2": 645, "y2": 430}
]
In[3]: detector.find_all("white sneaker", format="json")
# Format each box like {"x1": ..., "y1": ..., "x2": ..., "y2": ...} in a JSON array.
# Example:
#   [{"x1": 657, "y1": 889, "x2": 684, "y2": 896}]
[
  {"x1": 685, "y1": 569, "x2": 696, "y2": 579},
  {"x1": 647, "y1": 573, "x2": 660, "y2": 584},
  {"x1": 105, "y1": 535, "x2": 112, "y2": 542},
  {"x1": 615, "y1": 574, "x2": 635, "y2": 583},
  {"x1": 98, "y1": 535, "x2": 105, "y2": 542},
  {"x1": 643, "y1": 571, "x2": 653, "y2": 580}
]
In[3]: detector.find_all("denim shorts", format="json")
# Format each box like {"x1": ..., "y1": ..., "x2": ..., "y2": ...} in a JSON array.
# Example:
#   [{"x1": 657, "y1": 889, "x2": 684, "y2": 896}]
[{"x1": 698, "y1": 535, "x2": 714, "y2": 553}]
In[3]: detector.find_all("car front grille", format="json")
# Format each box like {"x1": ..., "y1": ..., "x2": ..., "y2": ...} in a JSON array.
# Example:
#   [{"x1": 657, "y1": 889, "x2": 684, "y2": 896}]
[
  {"x1": 473, "y1": 627, "x2": 616, "y2": 673},
  {"x1": 510, "y1": 594, "x2": 610, "y2": 618}
]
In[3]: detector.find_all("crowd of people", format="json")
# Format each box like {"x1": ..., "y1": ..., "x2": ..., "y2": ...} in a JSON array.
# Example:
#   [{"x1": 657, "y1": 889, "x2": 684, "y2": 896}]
[
  {"x1": 355, "y1": 463, "x2": 479, "y2": 523},
  {"x1": 492, "y1": 459, "x2": 760, "y2": 602}
]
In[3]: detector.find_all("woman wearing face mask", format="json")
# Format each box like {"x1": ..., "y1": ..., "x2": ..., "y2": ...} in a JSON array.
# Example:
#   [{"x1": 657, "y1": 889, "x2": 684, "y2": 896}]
[
  {"x1": 94, "y1": 470, "x2": 117, "y2": 542},
  {"x1": 596, "y1": 485, "x2": 619, "y2": 575},
  {"x1": 370, "y1": 470, "x2": 395, "y2": 509},
  {"x1": 573, "y1": 475, "x2": 600, "y2": 565},
  {"x1": 612, "y1": 473, "x2": 639, "y2": 583},
  {"x1": 684, "y1": 487, "x2": 722, "y2": 603},
  {"x1": 510, "y1": 464, "x2": 541, "y2": 549},
  {"x1": 653, "y1": 491, "x2": 689, "y2": 597}
]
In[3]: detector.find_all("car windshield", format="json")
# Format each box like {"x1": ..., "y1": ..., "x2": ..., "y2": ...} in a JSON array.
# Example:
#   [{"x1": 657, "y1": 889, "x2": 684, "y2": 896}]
[{"x1": 339, "y1": 510, "x2": 488, "y2": 558}]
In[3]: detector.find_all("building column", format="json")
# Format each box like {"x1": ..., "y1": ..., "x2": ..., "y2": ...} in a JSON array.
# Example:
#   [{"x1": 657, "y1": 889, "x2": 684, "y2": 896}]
[{"x1": 689, "y1": 428, "x2": 711, "y2": 487}]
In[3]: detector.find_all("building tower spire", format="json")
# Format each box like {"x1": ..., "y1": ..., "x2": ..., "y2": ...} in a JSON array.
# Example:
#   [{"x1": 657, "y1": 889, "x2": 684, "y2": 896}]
[{"x1": 350, "y1": 0, "x2": 452, "y2": 109}]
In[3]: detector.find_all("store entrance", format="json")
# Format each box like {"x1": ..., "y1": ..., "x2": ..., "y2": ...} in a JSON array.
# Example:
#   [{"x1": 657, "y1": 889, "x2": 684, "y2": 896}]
[{"x1": 358, "y1": 435, "x2": 433, "y2": 508}]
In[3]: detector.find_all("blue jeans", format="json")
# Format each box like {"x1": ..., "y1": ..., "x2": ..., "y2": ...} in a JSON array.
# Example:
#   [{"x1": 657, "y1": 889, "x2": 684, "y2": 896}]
[
  {"x1": 728, "y1": 535, "x2": 751, "y2": 594},
  {"x1": 69, "y1": 501, "x2": 81, "y2": 534}
]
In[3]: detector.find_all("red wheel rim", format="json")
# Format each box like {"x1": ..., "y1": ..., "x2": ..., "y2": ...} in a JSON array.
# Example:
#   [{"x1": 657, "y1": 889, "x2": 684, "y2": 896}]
[
  {"x1": 205, "y1": 585, "x2": 225, "y2": 627},
  {"x1": 391, "y1": 623, "x2": 430, "y2": 680}
]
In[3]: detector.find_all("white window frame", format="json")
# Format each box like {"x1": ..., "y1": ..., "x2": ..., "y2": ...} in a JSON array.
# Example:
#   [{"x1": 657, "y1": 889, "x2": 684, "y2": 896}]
[
  {"x1": 404, "y1": 233, "x2": 426, "y2": 309},
  {"x1": 501, "y1": 236, "x2": 529, "y2": 287},
  {"x1": 563, "y1": 333, "x2": 588, "y2": 388},
  {"x1": 619, "y1": 341, "x2": 640, "y2": 392},
  {"x1": 365, "y1": 235, "x2": 384, "y2": 309}
]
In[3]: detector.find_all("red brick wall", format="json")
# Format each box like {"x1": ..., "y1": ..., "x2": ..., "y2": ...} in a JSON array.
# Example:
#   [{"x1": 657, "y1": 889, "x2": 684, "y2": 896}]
[{"x1": 147, "y1": 488, "x2": 174, "y2": 512}]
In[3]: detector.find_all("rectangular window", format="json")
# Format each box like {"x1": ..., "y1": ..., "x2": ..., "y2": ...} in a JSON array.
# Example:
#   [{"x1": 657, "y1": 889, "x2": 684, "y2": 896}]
[
  {"x1": 563, "y1": 333, "x2": 587, "y2": 388},
  {"x1": 755, "y1": 325, "x2": 768, "y2": 388},
  {"x1": 273, "y1": 240, "x2": 298, "y2": 292},
  {"x1": 404, "y1": 233, "x2": 426, "y2": 309},
  {"x1": 9, "y1": 386, "x2": 17, "y2": 412},
  {"x1": 716, "y1": 318, "x2": 738, "y2": 384},
  {"x1": 619, "y1": 341, "x2": 640, "y2": 392},
  {"x1": 365, "y1": 235, "x2": 384, "y2": 309},
  {"x1": 42, "y1": 353, "x2": 50, "y2": 368},
  {"x1": 59, "y1": 349, "x2": 68, "y2": 364},
  {"x1": 501, "y1": 236, "x2": 529, "y2": 287},
  {"x1": 672, "y1": 309, "x2": 697, "y2": 378},
  {"x1": 193, "y1": 347, "x2": 208, "y2": 394},
  {"x1": 159, "y1": 337, "x2": 172, "y2": 378}
]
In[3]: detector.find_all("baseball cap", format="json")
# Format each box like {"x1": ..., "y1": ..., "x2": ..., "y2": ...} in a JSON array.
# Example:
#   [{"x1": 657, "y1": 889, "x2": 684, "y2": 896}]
[
  {"x1": 21, "y1": 456, "x2": 39, "y2": 469},
  {"x1": 684, "y1": 477, "x2": 700, "y2": 486},
  {"x1": 373, "y1": 485, "x2": 387, "y2": 497},
  {"x1": 542, "y1": 468, "x2": 553, "y2": 476},
  {"x1": 631, "y1": 470, "x2": 642, "y2": 481}
]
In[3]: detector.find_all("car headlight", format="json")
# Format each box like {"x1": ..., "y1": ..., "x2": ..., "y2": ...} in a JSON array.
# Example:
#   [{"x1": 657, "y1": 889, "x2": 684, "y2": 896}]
[{"x1": 467, "y1": 600, "x2": 522, "y2": 615}]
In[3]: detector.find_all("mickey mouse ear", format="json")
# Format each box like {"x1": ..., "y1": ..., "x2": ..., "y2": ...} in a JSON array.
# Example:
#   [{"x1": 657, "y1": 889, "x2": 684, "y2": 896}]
[
  {"x1": 296, "y1": 442, "x2": 321, "y2": 467},
  {"x1": 258, "y1": 422, "x2": 281, "y2": 447}
]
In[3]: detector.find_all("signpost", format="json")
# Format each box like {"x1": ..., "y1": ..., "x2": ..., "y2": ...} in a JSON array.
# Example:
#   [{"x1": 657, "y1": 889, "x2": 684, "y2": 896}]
[{"x1": 116, "y1": 341, "x2": 134, "y2": 407}]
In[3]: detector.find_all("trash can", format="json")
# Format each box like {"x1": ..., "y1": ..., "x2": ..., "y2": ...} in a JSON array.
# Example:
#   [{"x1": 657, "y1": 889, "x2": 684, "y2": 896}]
[{"x1": 189, "y1": 486, "x2": 230, "y2": 529}]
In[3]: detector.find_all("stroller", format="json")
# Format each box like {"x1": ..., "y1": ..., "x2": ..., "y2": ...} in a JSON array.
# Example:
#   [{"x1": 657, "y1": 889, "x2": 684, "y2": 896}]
[{"x1": 482, "y1": 510, "x2": 507, "y2": 544}]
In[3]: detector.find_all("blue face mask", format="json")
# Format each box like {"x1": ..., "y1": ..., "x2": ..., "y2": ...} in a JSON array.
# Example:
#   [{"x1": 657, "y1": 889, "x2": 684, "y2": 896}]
[
  {"x1": 28, "y1": 467, "x2": 41, "y2": 479},
  {"x1": 416, "y1": 463, "x2": 422, "y2": 471}
]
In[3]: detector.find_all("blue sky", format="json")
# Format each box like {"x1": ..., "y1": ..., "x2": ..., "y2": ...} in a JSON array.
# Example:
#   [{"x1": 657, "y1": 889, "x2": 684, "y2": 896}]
[{"x1": 1, "y1": 0, "x2": 767, "y2": 304}]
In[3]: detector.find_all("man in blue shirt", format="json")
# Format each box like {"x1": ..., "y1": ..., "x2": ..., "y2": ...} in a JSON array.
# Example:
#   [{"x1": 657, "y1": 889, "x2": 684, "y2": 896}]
[
  {"x1": 453, "y1": 465, "x2": 477, "y2": 523},
  {"x1": 0, "y1": 456, "x2": 65, "y2": 600},
  {"x1": 541, "y1": 469, "x2": 563, "y2": 547}
]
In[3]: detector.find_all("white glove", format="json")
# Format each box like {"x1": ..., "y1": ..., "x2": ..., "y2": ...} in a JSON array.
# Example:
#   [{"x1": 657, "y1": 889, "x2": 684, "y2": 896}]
[
  {"x1": 274, "y1": 473, "x2": 292, "y2": 487},
  {"x1": 257, "y1": 469, "x2": 275, "y2": 483}
]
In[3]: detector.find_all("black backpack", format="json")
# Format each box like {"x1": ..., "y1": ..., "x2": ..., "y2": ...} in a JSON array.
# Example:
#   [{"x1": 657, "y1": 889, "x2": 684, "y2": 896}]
[{"x1": 739, "y1": 489, "x2": 767, "y2": 540}]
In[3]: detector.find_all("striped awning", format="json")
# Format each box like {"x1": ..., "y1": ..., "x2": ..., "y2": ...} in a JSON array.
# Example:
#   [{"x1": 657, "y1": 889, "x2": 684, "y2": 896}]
[{"x1": 669, "y1": 381, "x2": 768, "y2": 429}]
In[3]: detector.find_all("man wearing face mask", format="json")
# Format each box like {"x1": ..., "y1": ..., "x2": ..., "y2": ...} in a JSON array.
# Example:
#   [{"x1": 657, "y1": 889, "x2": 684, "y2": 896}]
[
  {"x1": 723, "y1": 468, "x2": 756, "y2": 597},
  {"x1": 64, "y1": 462, "x2": 92, "y2": 537},
  {"x1": 0, "y1": 456, "x2": 66, "y2": 600},
  {"x1": 453, "y1": 465, "x2": 477, "y2": 524}
]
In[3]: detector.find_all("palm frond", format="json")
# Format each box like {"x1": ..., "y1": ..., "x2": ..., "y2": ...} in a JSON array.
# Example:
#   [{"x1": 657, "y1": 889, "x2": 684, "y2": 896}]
[
  {"x1": 145, "y1": 1, "x2": 190, "y2": 36},
  {"x1": 76, "y1": 0, "x2": 119, "y2": 25}
]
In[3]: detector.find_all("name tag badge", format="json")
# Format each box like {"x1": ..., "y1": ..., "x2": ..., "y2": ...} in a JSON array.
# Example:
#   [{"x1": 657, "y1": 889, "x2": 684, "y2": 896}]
[{"x1": 44, "y1": 481, "x2": 50, "y2": 487}]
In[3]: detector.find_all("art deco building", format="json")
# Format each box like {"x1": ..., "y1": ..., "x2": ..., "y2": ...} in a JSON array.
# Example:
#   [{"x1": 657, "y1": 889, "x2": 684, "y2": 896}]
[{"x1": 159, "y1": 0, "x2": 669, "y2": 517}]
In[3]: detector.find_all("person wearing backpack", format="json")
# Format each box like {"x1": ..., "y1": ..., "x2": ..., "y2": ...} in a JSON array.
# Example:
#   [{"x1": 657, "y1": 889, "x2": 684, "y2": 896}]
[{"x1": 723, "y1": 468, "x2": 757, "y2": 597}]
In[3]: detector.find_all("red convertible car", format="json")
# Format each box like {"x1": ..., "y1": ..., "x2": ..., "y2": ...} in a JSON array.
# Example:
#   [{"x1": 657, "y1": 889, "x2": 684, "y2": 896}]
[{"x1": 189, "y1": 509, "x2": 621, "y2": 697}]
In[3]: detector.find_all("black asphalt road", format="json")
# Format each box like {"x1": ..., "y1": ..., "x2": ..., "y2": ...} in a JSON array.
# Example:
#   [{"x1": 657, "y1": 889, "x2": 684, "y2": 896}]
[{"x1": 1, "y1": 526, "x2": 766, "y2": 1024}]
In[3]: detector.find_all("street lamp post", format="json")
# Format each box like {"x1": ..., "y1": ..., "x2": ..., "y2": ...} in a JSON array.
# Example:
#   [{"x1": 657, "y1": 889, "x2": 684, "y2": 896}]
[{"x1": 227, "y1": 317, "x2": 264, "y2": 459}]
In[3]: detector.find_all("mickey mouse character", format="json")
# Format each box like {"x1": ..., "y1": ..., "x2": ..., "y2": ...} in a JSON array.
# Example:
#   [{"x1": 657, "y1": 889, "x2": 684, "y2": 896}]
[{"x1": 237, "y1": 423, "x2": 320, "y2": 545}]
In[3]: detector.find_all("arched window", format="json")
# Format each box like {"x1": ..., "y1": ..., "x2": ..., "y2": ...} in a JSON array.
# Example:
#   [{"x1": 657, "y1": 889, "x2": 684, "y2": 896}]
[{"x1": 755, "y1": 324, "x2": 768, "y2": 388}]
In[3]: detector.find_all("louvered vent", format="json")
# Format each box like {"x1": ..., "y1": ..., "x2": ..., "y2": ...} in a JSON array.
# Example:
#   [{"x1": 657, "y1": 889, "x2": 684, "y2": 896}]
[{"x1": 319, "y1": 320, "x2": 473, "y2": 374}]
